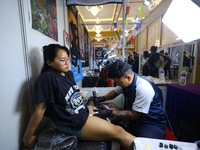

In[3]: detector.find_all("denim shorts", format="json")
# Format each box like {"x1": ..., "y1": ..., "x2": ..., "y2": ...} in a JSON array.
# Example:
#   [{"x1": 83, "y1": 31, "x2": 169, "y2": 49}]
[{"x1": 56, "y1": 125, "x2": 83, "y2": 140}]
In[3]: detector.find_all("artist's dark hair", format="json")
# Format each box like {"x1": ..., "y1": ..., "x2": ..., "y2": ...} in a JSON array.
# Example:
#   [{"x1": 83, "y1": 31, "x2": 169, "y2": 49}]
[
  {"x1": 143, "y1": 51, "x2": 149, "y2": 59},
  {"x1": 108, "y1": 60, "x2": 133, "y2": 79},
  {"x1": 41, "y1": 44, "x2": 69, "y2": 74}
]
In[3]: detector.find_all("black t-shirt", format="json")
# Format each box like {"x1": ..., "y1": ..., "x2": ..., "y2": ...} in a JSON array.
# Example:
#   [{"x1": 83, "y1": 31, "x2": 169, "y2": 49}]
[{"x1": 34, "y1": 69, "x2": 89, "y2": 130}]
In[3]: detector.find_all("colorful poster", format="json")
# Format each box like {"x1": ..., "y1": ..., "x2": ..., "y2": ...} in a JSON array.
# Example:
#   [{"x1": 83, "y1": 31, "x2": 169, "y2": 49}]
[
  {"x1": 63, "y1": 30, "x2": 70, "y2": 50},
  {"x1": 31, "y1": 0, "x2": 58, "y2": 41}
]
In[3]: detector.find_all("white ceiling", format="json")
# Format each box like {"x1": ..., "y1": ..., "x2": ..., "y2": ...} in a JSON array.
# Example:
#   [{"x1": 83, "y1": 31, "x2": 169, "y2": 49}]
[
  {"x1": 75, "y1": 0, "x2": 173, "y2": 40},
  {"x1": 76, "y1": 0, "x2": 150, "y2": 33}
]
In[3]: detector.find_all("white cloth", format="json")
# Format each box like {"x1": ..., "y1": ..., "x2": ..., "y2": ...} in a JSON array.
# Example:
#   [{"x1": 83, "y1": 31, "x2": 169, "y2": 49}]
[
  {"x1": 113, "y1": 76, "x2": 155, "y2": 114},
  {"x1": 141, "y1": 57, "x2": 149, "y2": 66}
]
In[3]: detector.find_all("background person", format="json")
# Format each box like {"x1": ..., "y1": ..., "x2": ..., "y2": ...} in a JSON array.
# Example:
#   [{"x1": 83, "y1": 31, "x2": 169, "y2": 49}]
[
  {"x1": 141, "y1": 51, "x2": 150, "y2": 76},
  {"x1": 93, "y1": 60, "x2": 167, "y2": 139},
  {"x1": 148, "y1": 46, "x2": 160, "y2": 77},
  {"x1": 23, "y1": 44, "x2": 136, "y2": 150},
  {"x1": 183, "y1": 51, "x2": 190, "y2": 74},
  {"x1": 128, "y1": 55, "x2": 134, "y2": 66},
  {"x1": 132, "y1": 52, "x2": 139, "y2": 73},
  {"x1": 164, "y1": 52, "x2": 172, "y2": 79}
]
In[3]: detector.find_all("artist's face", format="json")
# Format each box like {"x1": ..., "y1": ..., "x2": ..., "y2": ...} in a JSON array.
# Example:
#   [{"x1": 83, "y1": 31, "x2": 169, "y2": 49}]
[
  {"x1": 112, "y1": 76, "x2": 130, "y2": 88},
  {"x1": 48, "y1": 49, "x2": 69, "y2": 76}
]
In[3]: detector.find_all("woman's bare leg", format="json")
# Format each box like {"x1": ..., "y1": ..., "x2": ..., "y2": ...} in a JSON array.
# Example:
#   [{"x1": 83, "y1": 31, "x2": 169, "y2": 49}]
[{"x1": 82, "y1": 107, "x2": 136, "y2": 150}]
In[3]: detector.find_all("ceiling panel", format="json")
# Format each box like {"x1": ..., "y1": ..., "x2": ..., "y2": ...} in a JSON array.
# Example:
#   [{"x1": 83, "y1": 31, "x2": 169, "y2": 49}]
[{"x1": 76, "y1": 0, "x2": 165, "y2": 40}]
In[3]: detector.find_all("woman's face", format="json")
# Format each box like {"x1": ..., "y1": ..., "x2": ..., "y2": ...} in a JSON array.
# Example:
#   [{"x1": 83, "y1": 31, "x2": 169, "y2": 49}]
[{"x1": 49, "y1": 49, "x2": 69, "y2": 76}]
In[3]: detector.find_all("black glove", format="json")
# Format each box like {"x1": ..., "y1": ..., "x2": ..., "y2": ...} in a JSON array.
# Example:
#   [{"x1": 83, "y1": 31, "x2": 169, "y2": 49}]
[
  {"x1": 93, "y1": 106, "x2": 113, "y2": 119},
  {"x1": 93, "y1": 96, "x2": 106, "y2": 106}
]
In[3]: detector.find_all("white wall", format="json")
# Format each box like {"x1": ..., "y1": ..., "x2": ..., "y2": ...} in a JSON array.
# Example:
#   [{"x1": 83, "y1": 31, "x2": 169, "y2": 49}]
[{"x1": 0, "y1": 0, "x2": 69, "y2": 149}]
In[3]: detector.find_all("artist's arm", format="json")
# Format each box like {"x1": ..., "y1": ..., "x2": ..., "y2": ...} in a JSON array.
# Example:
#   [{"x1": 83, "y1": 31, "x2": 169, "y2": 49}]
[
  {"x1": 93, "y1": 89, "x2": 120, "y2": 106},
  {"x1": 23, "y1": 102, "x2": 47, "y2": 148},
  {"x1": 104, "y1": 90, "x2": 119, "y2": 100},
  {"x1": 112, "y1": 109, "x2": 142, "y2": 120}
]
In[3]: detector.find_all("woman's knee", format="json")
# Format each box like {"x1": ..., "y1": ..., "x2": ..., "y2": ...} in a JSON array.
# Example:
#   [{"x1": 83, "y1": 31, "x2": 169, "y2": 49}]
[{"x1": 112, "y1": 125, "x2": 126, "y2": 136}]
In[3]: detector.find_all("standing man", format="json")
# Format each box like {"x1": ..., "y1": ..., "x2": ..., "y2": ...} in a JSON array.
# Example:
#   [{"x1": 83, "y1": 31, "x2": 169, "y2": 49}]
[
  {"x1": 164, "y1": 52, "x2": 172, "y2": 79},
  {"x1": 93, "y1": 60, "x2": 167, "y2": 139},
  {"x1": 132, "y1": 52, "x2": 139, "y2": 74},
  {"x1": 128, "y1": 55, "x2": 134, "y2": 66},
  {"x1": 148, "y1": 46, "x2": 159, "y2": 77}
]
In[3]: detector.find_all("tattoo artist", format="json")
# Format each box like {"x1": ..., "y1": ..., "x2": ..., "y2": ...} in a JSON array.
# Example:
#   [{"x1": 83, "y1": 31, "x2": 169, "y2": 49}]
[{"x1": 93, "y1": 60, "x2": 167, "y2": 139}]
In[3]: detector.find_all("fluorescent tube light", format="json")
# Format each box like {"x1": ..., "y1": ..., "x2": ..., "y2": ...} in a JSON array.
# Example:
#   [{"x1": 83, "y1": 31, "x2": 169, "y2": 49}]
[
  {"x1": 108, "y1": 54, "x2": 117, "y2": 59},
  {"x1": 162, "y1": 0, "x2": 200, "y2": 43}
]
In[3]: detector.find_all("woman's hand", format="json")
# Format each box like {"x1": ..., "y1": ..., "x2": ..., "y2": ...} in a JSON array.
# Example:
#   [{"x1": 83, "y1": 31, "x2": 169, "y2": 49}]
[{"x1": 24, "y1": 135, "x2": 38, "y2": 148}]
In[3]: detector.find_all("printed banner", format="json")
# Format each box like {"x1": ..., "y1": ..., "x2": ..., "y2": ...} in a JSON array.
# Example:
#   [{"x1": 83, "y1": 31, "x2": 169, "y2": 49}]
[
  {"x1": 67, "y1": 0, "x2": 122, "y2": 6},
  {"x1": 71, "y1": 60, "x2": 83, "y2": 83}
]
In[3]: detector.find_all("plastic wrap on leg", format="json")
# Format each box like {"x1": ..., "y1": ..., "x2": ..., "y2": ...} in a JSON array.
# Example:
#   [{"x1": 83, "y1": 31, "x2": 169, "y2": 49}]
[
  {"x1": 76, "y1": 140, "x2": 111, "y2": 150},
  {"x1": 34, "y1": 128, "x2": 78, "y2": 150}
]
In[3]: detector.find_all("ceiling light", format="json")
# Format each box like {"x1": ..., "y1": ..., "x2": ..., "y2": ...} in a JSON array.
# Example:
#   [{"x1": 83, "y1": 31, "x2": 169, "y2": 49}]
[
  {"x1": 143, "y1": 0, "x2": 150, "y2": 6},
  {"x1": 86, "y1": 5, "x2": 103, "y2": 16},
  {"x1": 95, "y1": 17, "x2": 100, "y2": 24},
  {"x1": 93, "y1": 25, "x2": 103, "y2": 34},
  {"x1": 95, "y1": 37, "x2": 102, "y2": 42},
  {"x1": 148, "y1": 0, "x2": 162, "y2": 11},
  {"x1": 95, "y1": 33, "x2": 101, "y2": 37},
  {"x1": 162, "y1": 0, "x2": 200, "y2": 43},
  {"x1": 108, "y1": 54, "x2": 117, "y2": 59}
]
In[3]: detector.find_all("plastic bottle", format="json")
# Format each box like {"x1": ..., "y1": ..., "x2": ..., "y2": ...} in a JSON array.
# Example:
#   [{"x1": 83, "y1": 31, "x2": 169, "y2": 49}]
[
  {"x1": 158, "y1": 68, "x2": 165, "y2": 80},
  {"x1": 179, "y1": 68, "x2": 187, "y2": 86}
]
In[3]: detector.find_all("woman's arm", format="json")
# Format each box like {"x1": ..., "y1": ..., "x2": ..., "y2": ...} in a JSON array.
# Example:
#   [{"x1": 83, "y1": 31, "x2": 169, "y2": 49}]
[{"x1": 23, "y1": 102, "x2": 47, "y2": 148}]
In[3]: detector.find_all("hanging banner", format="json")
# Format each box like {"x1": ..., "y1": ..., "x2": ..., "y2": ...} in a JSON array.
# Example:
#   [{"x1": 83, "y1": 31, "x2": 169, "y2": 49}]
[
  {"x1": 84, "y1": 27, "x2": 89, "y2": 67},
  {"x1": 67, "y1": 0, "x2": 122, "y2": 6},
  {"x1": 31, "y1": 0, "x2": 58, "y2": 41},
  {"x1": 95, "y1": 47, "x2": 104, "y2": 60}
]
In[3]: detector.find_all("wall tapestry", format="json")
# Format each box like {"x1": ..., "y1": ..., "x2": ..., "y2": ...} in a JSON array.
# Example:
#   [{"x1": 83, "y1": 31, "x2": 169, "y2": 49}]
[{"x1": 31, "y1": 0, "x2": 58, "y2": 41}]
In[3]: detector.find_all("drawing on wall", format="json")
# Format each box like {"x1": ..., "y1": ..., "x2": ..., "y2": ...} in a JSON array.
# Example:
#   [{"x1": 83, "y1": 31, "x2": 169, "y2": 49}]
[
  {"x1": 63, "y1": 30, "x2": 70, "y2": 50},
  {"x1": 31, "y1": 0, "x2": 58, "y2": 41}
]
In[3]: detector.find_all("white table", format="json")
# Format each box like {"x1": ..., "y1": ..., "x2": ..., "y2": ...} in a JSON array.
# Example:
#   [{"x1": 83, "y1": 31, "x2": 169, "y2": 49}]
[{"x1": 134, "y1": 137, "x2": 197, "y2": 150}]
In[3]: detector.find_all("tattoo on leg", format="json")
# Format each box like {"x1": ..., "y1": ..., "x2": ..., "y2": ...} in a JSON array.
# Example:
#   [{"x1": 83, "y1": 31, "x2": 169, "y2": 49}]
[{"x1": 107, "y1": 104, "x2": 114, "y2": 108}]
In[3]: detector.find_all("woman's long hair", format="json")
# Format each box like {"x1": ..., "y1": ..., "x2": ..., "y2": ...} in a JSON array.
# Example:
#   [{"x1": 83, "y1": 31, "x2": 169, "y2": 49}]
[{"x1": 41, "y1": 44, "x2": 69, "y2": 74}]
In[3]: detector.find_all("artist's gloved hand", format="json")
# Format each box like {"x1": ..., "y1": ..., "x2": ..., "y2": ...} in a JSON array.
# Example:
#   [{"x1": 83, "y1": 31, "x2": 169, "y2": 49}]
[
  {"x1": 93, "y1": 96, "x2": 106, "y2": 106},
  {"x1": 93, "y1": 105, "x2": 113, "y2": 119}
]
